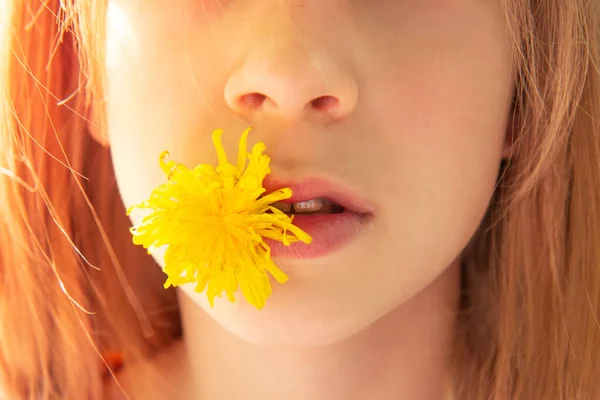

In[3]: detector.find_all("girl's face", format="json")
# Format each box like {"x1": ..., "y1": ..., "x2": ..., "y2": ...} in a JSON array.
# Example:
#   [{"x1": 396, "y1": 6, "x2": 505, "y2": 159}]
[{"x1": 106, "y1": 0, "x2": 514, "y2": 345}]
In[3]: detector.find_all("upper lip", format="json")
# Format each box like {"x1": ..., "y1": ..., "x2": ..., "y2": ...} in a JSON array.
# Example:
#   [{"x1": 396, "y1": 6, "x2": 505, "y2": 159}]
[{"x1": 262, "y1": 177, "x2": 375, "y2": 215}]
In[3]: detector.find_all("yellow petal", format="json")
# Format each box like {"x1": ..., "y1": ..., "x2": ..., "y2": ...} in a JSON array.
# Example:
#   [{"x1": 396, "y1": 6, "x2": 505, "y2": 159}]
[
  {"x1": 236, "y1": 126, "x2": 252, "y2": 177},
  {"x1": 211, "y1": 129, "x2": 228, "y2": 166}
]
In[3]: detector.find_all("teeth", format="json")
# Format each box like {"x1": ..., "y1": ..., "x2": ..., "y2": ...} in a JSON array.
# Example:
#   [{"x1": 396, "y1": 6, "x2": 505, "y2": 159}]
[
  {"x1": 293, "y1": 198, "x2": 325, "y2": 212},
  {"x1": 270, "y1": 198, "x2": 343, "y2": 214}
]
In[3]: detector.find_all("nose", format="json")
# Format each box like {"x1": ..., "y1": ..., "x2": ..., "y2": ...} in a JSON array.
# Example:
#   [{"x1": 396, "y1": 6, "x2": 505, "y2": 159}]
[{"x1": 224, "y1": 30, "x2": 358, "y2": 124}]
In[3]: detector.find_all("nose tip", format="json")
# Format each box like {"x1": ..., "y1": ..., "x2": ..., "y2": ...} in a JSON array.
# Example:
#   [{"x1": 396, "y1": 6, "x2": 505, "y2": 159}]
[{"x1": 224, "y1": 57, "x2": 358, "y2": 123}]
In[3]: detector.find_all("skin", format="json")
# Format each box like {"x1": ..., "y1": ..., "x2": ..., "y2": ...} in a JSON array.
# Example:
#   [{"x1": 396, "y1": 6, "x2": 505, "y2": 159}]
[{"x1": 102, "y1": 0, "x2": 514, "y2": 398}]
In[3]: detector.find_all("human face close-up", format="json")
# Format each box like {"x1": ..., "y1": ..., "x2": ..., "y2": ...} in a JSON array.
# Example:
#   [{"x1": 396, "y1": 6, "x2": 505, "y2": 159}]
[{"x1": 105, "y1": 0, "x2": 514, "y2": 346}]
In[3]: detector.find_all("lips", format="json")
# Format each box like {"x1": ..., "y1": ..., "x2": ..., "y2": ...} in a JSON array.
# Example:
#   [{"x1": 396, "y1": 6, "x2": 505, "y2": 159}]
[{"x1": 262, "y1": 177, "x2": 375, "y2": 259}]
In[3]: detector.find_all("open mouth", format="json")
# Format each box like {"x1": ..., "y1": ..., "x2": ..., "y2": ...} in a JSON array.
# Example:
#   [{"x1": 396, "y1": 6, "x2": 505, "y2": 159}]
[
  {"x1": 259, "y1": 177, "x2": 375, "y2": 258},
  {"x1": 270, "y1": 198, "x2": 345, "y2": 215}
]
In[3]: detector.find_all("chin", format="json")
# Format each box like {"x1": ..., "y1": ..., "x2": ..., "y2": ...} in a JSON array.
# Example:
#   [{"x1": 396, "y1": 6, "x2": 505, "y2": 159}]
[{"x1": 182, "y1": 286, "x2": 378, "y2": 347}]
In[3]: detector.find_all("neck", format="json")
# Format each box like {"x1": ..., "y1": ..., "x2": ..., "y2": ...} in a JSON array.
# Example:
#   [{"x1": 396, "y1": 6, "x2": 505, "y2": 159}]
[{"x1": 179, "y1": 262, "x2": 460, "y2": 400}]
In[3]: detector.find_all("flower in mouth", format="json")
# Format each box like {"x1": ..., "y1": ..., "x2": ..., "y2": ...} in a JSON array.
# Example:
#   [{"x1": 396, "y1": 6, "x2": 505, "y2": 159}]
[{"x1": 127, "y1": 127, "x2": 312, "y2": 309}]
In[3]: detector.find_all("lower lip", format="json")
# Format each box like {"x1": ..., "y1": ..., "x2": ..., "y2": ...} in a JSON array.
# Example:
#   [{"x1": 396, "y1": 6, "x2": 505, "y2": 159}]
[{"x1": 265, "y1": 211, "x2": 373, "y2": 259}]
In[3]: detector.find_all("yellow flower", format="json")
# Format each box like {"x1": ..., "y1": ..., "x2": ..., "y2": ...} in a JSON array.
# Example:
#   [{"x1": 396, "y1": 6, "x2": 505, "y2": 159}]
[{"x1": 127, "y1": 127, "x2": 312, "y2": 309}]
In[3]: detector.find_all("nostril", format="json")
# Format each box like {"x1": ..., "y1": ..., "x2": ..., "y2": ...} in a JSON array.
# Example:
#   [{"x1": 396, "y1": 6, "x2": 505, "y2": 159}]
[
  {"x1": 233, "y1": 93, "x2": 343, "y2": 118},
  {"x1": 310, "y1": 95, "x2": 339, "y2": 111},
  {"x1": 239, "y1": 93, "x2": 267, "y2": 109}
]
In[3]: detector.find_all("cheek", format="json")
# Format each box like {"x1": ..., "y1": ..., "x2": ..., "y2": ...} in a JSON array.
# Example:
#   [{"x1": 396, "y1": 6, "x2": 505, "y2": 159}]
[
  {"x1": 396, "y1": 137, "x2": 502, "y2": 256},
  {"x1": 104, "y1": 17, "x2": 226, "y2": 213},
  {"x1": 355, "y1": 32, "x2": 512, "y2": 313},
  {"x1": 374, "y1": 29, "x2": 511, "y2": 245},
  {"x1": 394, "y1": 75, "x2": 508, "y2": 244},
  {"x1": 104, "y1": 0, "x2": 229, "y2": 160},
  {"x1": 386, "y1": 84, "x2": 507, "y2": 234},
  {"x1": 365, "y1": 117, "x2": 506, "y2": 330},
  {"x1": 350, "y1": 110, "x2": 505, "y2": 337},
  {"x1": 381, "y1": 83, "x2": 506, "y2": 256}
]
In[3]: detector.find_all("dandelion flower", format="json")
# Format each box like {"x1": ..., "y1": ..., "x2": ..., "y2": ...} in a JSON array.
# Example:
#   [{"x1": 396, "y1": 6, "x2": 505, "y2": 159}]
[{"x1": 127, "y1": 127, "x2": 312, "y2": 309}]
